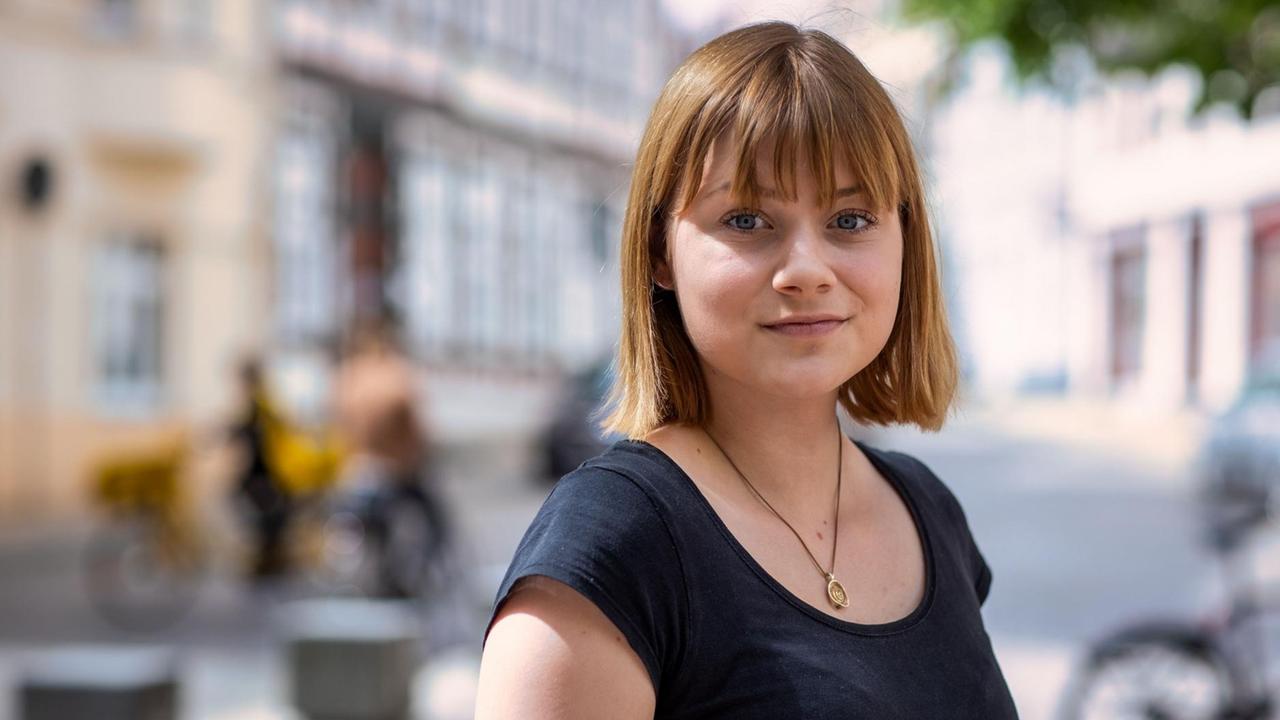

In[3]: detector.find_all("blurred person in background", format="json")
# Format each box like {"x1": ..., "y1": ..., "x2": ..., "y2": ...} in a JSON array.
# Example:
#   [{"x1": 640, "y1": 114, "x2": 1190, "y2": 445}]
[
  {"x1": 538, "y1": 357, "x2": 623, "y2": 484},
  {"x1": 227, "y1": 356, "x2": 293, "y2": 579},
  {"x1": 332, "y1": 319, "x2": 450, "y2": 597},
  {"x1": 477, "y1": 21, "x2": 1015, "y2": 718}
]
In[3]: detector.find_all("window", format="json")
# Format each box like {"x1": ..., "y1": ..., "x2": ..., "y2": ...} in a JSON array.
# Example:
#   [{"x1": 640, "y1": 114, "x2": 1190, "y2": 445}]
[
  {"x1": 446, "y1": 156, "x2": 473, "y2": 359},
  {"x1": 94, "y1": 236, "x2": 165, "y2": 413},
  {"x1": 274, "y1": 123, "x2": 339, "y2": 347},
  {"x1": 1250, "y1": 200, "x2": 1280, "y2": 371},
  {"x1": 555, "y1": 0, "x2": 582, "y2": 78},
  {"x1": 94, "y1": 0, "x2": 137, "y2": 38},
  {"x1": 465, "y1": 0, "x2": 488, "y2": 46},
  {"x1": 178, "y1": 0, "x2": 211, "y2": 45},
  {"x1": 534, "y1": 170, "x2": 565, "y2": 364},
  {"x1": 475, "y1": 150, "x2": 502, "y2": 363},
  {"x1": 400, "y1": 149, "x2": 451, "y2": 362},
  {"x1": 535, "y1": 0, "x2": 556, "y2": 72},
  {"x1": 1186, "y1": 213, "x2": 1204, "y2": 401},
  {"x1": 515, "y1": 174, "x2": 540, "y2": 364},
  {"x1": 1109, "y1": 226, "x2": 1147, "y2": 388},
  {"x1": 588, "y1": 198, "x2": 614, "y2": 266}
]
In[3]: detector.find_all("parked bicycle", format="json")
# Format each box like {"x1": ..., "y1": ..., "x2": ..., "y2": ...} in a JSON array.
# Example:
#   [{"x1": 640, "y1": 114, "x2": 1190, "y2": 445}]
[
  {"x1": 1057, "y1": 371, "x2": 1280, "y2": 720},
  {"x1": 83, "y1": 421, "x2": 347, "y2": 631}
]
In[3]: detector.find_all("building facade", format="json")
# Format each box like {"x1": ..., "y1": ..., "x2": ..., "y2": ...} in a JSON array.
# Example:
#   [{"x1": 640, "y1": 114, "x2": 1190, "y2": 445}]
[
  {"x1": 0, "y1": 0, "x2": 695, "y2": 522},
  {"x1": 0, "y1": 0, "x2": 272, "y2": 521},
  {"x1": 1063, "y1": 80, "x2": 1280, "y2": 412},
  {"x1": 268, "y1": 0, "x2": 695, "y2": 443},
  {"x1": 932, "y1": 47, "x2": 1280, "y2": 415}
]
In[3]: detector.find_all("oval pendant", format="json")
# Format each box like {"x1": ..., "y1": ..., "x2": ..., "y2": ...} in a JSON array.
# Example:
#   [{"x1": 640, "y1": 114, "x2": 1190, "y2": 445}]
[{"x1": 827, "y1": 577, "x2": 849, "y2": 608}]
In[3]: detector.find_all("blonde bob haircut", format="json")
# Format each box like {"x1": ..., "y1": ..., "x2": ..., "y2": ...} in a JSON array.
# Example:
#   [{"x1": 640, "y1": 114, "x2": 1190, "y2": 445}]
[{"x1": 600, "y1": 20, "x2": 958, "y2": 439}]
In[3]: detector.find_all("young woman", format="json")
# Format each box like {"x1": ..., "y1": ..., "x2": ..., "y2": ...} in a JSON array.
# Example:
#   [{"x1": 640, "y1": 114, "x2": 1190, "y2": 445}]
[{"x1": 476, "y1": 21, "x2": 1017, "y2": 719}]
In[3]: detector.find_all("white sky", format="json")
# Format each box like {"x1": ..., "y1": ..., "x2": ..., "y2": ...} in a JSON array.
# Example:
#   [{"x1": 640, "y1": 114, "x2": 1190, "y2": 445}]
[
  {"x1": 659, "y1": 0, "x2": 834, "y2": 30},
  {"x1": 654, "y1": 0, "x2": 940, "y2": 94},
  {"x1": 659, "y1": 0, "x2": 732, "y2": 30}
]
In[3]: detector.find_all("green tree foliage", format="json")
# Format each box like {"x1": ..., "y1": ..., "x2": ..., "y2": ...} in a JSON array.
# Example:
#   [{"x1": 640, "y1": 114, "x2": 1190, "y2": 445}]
[{"x1": 903, "y1": 0, "x2": 1280, "y2": 118}]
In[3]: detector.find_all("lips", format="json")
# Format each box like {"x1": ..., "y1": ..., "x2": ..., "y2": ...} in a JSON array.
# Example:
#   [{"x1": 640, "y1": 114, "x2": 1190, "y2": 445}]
[{"x1": 763, "y1": 318, "x2": 847, "y2": 337}]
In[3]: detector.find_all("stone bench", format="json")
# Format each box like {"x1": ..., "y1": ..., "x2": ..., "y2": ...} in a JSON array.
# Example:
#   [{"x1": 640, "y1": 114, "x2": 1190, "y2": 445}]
[
  {"x1": 18, "y1": 645, "x2": 177, "y2": 720},
  {"x1": 278, "y1": 598, "x2": 422, "y2": 720}
]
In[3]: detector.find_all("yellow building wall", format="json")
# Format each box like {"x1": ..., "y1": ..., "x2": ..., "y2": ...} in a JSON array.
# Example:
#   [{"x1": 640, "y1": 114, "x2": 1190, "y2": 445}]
[{"x1": 0, "y1": 1, "x2": 271, "y2": 525}]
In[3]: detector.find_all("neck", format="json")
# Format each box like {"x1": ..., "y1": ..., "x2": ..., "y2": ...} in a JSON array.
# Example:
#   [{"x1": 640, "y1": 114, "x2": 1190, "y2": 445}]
[{"x1": 700, "y1": 368, "x2": 848, "y2": 515}]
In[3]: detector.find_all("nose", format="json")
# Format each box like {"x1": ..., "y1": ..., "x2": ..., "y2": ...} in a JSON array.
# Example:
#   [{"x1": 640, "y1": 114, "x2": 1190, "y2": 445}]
[{"x1": 772, "y1": 223, "x2": 834, "y2": 296}]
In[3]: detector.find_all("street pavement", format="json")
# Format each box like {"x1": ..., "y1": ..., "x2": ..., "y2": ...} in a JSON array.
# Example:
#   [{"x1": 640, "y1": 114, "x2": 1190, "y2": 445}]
[{"x1": 0, "y1": 405, "x2": 1253, "y2": 719}]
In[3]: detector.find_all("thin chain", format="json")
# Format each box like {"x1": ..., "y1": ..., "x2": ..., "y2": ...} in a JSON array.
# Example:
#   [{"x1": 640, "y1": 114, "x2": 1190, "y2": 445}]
[{"x1": 703, "y1": 424, "x2": 843, "y2": 581}]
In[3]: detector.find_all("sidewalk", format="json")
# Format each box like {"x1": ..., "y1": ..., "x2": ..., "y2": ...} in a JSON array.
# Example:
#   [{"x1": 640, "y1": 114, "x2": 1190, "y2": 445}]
[{"x1": 938, "y1": 395, "x2": 1209, "y2": 480}]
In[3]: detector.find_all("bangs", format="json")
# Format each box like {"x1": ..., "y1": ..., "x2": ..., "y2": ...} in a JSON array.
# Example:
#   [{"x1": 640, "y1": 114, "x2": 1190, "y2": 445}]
[{"x1": 672, "y1": 37, "x2": 904, "y2": 214}]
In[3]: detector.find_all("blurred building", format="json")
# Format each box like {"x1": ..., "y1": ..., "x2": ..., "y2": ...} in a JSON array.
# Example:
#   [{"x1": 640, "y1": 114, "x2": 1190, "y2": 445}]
[
  {"x1": 0, "y1": 1, "x2": 272, "y2": 520},
  {"x1": 269, "y1": 0, "x2": 695, "y2": 446},
  {"x1": 1062, "y1": 75, "x2": 1280, "y2": 414},
  {"x1": 0, "y1": 0, "x2": 695, "y2": 523},
  {"x1": 932, "y1": 47, "x2": 1280, "y2": 416}
]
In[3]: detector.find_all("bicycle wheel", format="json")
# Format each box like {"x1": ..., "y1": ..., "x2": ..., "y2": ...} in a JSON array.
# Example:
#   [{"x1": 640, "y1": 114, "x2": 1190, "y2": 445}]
[
  {"x1": 309, "y1": 503, "x2": 383, "y2": 596},
  {"x1": 1058, "y1": 623, "x2": 1241, "y2": 720},
  {"x1": 376, "y1": 482, "x2": 454, "y2": 599},
  {"x1": 82, "y1": 519, "x2": 202, "y2": 632}
]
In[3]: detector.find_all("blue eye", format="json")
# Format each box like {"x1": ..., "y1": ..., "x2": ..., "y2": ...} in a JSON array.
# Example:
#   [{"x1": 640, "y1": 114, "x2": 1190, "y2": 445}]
[
  {"x1": 724, "y1": 212, "x2": 765, "y2": 232},
  {"x1": 833, "y1": 212, "x2": 869, "y2": 231}
]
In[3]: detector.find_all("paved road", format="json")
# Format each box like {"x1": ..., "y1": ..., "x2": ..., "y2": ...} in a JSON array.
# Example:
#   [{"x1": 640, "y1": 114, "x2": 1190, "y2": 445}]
[{"x1": 0, "y1": 415, "x2": 1242, "y2": 719}]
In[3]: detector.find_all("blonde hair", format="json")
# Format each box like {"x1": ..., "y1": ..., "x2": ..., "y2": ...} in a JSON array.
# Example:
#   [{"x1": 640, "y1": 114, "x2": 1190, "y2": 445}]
[{"x1": 600, "y1": 20, "x2": 958, "y2": 439}]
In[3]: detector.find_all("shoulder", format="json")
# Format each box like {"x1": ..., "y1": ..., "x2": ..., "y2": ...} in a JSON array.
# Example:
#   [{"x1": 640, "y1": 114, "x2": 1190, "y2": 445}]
[
  {"x1": 503, "y1": 466, "x2": 672, "y2": 592},
  {"x1": 490, "y1": 440, "x2": 691, "y2": 613},
  {"x1": 484, "y1": 444, "x2": 690, "y2": 695},
  {"x1": 541, "y1": 445, "x2": 679, "y2": 539},
  {"x1": 478, "y1": 573, "x2": 658, "y2": 719},
  {"x1": 859, "y1": 441, "x2": 970, "y2": 526}
]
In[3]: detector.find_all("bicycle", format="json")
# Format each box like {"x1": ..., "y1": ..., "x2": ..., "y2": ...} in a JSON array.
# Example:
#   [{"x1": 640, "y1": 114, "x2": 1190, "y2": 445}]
[
  {"x1": 1056, "y1": 443, "x2": 1280, "y2": 720},
  {"x1": 82, "y1": 422, "x2": 348, "y2": 632}
]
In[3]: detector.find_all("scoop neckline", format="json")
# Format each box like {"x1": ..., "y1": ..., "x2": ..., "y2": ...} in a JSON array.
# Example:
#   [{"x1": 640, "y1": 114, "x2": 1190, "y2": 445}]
[{"x1": 622, "y1": 437, "x2": 936, "y2": 637}]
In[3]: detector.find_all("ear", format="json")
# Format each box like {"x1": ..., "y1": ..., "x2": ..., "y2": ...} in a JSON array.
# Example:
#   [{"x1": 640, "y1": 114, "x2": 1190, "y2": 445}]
[{"x1": 652, "y1": 257, "x2": 674, "y2": 291}]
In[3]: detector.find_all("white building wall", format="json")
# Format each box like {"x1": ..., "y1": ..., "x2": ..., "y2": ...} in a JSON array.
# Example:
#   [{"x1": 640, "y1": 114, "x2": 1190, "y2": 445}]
[
  {"x1": 1200, "y1": 207, "x2": 1252, "y2": 411},
  {"x1": 1067, "y1": 76, "x2": 1280, "y2": 411},
  {"x1": 932, "y1": 44, "x2": 1280, "y2": 413},
  {"x1": 930, "y1": 48, "x2": 1071, "y2": 398},
  {"x1": 1139, "y1": 218, "x2": 1191, "y2": 410},
  {"x1": 1063, "y1": 232, "x2": 1110, "y2": 396}
]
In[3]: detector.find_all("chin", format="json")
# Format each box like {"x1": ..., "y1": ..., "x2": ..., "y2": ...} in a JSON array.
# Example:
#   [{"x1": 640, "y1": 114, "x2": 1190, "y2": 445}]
[
  {"x1": 702, "y1": 350, "x2": 858, "y2": 399},
  {"x1": 751, "y1": 369, "x2": 851, "y2": 400}
]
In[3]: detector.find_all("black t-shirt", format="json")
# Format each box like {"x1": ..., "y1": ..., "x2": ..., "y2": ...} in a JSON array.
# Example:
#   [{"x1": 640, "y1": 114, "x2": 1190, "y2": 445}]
[{"x1": 484, "y1": 438, "x2": 1019, "y2": 719}]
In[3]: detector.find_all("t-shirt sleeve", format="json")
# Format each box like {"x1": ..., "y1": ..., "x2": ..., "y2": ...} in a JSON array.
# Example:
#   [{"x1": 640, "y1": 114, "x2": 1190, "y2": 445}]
[
  {"x1": 482, "y1": 464, "x2": 687, "y2": 691},
  {"x1": 972, "y1": 531, "x2": 993, "y2": 607},
  {"x1": 943, "y1": 481, "x2": 993, "y2": 607},
  {"x1": 895, "y1": 451, "x2": 993, "y2": 608}
]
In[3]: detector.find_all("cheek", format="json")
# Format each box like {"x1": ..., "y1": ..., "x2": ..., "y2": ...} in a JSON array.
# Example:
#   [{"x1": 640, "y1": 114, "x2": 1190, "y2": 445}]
[
  {"x1": 675, "y1": 222, "x2": 752, "y2": 307},
  {"x1": 845, "y1": 241, "x2": 903, "y2": 313},
  {"x1": 670, "y1": 237, "x2": 759, "y2": 343},
  {"x1": 678, "y1": 257, "x2": 757, "y2": 339}
]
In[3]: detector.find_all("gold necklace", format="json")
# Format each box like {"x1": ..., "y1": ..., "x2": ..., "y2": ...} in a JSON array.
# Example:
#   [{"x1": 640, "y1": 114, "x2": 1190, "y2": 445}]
[{"x1": 704, "y1": 425, "x2": 849, "y2": 610}]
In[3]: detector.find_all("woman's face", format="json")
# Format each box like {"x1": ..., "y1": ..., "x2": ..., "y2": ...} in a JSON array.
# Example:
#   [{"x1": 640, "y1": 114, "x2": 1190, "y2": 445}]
[{"x1": 655, "y1": 134, "x2": 904, "y2": 401}]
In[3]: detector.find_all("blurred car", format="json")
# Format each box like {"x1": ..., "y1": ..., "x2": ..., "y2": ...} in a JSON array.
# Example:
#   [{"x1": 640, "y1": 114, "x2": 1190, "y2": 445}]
[
  {"x1": 538, "y1": 359, "x2": 623, "y2": 484},
  {"x1": 1194, "y1": 343, "x2": 1280, "y2": 551}
]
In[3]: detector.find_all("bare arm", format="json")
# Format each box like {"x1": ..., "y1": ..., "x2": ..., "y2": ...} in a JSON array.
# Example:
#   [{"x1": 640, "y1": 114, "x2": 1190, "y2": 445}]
[{"x1": 475, "y1": 575, "x2": 657, "y2": 719}]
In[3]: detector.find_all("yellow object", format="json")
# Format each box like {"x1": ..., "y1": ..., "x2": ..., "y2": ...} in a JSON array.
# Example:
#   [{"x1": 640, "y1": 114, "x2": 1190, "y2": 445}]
[
  {"x1": 255, "y1": 392, "x2": 345, "y2": 496},
  {"x1": 266, "y1": 424, "x2": 345, "y2": 495},
  {"x1": 90, "y1": 436, "x2": 185, "y2": 513}
]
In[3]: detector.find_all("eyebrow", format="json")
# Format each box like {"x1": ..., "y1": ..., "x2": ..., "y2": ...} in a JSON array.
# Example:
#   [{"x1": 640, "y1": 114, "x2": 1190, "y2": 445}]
[{"x1": 702, "y1": 181, "x2": 865, "y2": 200}]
